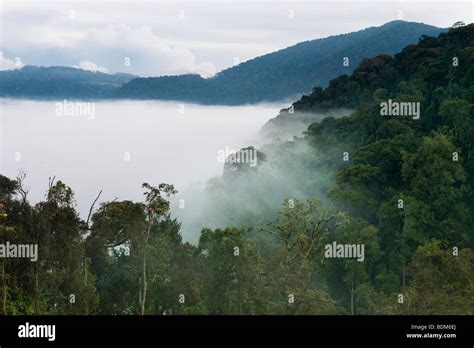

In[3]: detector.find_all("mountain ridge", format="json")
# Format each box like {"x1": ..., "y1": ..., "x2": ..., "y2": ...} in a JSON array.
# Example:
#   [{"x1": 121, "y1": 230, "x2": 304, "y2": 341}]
[
  {"x1": 0, "y1": 21, "x2": 446, "y2": 104},
  {"x1": 0, "y1": 65, "x2": 136, "y2": 99}
]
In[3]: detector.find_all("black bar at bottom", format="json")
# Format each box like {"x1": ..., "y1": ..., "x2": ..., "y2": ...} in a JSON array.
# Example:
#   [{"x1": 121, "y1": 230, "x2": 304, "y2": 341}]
[{"x1": 0, "y1": 315, "x2": 472, "y2": 346}]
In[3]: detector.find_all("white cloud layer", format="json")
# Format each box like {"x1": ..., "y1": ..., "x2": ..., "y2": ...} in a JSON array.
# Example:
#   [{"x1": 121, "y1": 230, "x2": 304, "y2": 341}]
[
  {"x1": 73, "y1": 60, "x2": 109, "y2": 73},
  {"x1": 79, "y1": 24, "x2": 217, "y2": 77},
  {"x1": 0, "y1": 0, "x2": 471, "y2": 77},
  {"x1": 0, "y1": 52, "x2": 24, "y2": 71}
]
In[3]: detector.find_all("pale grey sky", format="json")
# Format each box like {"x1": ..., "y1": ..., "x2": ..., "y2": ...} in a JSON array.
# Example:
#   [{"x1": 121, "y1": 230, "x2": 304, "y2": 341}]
[{"x1": 0, "y1": 0, "x2": 472, "y2": 77}]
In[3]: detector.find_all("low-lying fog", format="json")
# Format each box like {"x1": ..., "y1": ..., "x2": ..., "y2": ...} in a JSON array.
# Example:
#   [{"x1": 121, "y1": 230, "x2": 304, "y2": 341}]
[{"x1": 1, "y1": 99, "x2": 283, "y2": 238}]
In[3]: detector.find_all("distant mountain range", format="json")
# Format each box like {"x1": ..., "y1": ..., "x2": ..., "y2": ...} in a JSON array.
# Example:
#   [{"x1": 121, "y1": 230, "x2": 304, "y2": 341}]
[
  {"x1": 0, "y1": 21, "x2": 446, "y2": 104},
  {"x1": 0, "y1": 66, "x2": 136, "y2": 99}
]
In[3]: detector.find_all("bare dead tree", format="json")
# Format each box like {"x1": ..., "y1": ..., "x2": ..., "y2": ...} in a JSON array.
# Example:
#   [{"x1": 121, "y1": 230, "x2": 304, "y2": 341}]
[
  {"x1": 82, "y1": 189, "x2": 102, "y2": 314},
  {"x1": 16, "y1": 171, "x2": 29, "y2": 205},
  {"x1": 85, "y1": 190, "x2": 102, "y2": 230}
]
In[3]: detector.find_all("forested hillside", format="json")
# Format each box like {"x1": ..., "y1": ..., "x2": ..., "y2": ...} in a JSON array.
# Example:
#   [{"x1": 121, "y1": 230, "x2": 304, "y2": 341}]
[
  {"x1": 0, "y1": 23, "x2": 472, "y2": 315},
  {"x1": 0, "y1": 21, "x2": 444, "y2": 104},
  {"x1": 118, "y1": 21, "x2": 444, "y2": 104}
]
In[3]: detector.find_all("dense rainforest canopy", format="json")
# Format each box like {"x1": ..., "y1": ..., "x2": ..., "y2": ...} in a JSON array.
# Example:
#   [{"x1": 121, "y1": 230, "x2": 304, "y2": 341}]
[{"x1": 0, "y1": 23, "x2": 472, "y2": 315}]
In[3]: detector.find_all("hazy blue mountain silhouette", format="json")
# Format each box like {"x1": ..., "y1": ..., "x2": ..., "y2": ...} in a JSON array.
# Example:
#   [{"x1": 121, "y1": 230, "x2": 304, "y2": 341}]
[
  {"x1": 118, "y1": 21, "x2": 445, "y2": 104},
  {"x1": 0, "y1": 21, "x2": 446, "y2": 104},
  {"x1": 0, "y1": 65, "x2": 136, "y2": 99}
]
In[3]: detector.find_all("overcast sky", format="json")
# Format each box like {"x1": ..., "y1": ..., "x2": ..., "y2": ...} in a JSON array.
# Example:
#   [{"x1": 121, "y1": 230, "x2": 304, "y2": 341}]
[{"x1": 0, "y1": 0, "x2": 472, "y2": 77}]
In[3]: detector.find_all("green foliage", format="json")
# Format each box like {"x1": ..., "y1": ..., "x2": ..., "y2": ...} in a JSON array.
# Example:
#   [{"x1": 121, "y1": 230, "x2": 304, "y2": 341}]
[
  {"x1": 199, "y1": 227, "x2": 264, "y2": 314},
  {"x1": 1, "y1": 24, "x2": 473, "y2": 315},
  {"x1": 384, "y1": 241, "x2": 474, "y2": 314}
]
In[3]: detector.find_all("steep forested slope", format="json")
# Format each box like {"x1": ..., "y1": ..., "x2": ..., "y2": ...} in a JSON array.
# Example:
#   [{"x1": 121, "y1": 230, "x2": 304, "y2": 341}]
[
  {"x1": 188, "y1": 23, "x2": 474, "y2": 314},
  {"x1": 118, "y1": 21, "x2": 445, "y2": 104}
]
